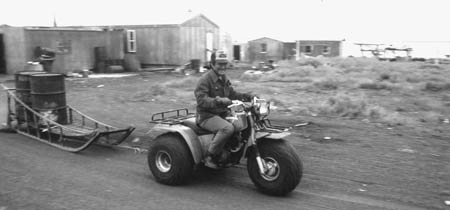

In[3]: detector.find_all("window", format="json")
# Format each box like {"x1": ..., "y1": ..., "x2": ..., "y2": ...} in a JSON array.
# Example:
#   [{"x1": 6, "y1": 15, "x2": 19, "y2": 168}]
[
  {"x1": 304, "y1": 45, "x2": 313, "y2": 53},
  {"x1": 126, "y1": 30, "x2": 137, "y2": 53},
  {"x1": 261, "y1": 43, "x2": 267, "y2": 53},
  {"x1": 323, "y1": 45, "x2": 330, "y2": 54}
]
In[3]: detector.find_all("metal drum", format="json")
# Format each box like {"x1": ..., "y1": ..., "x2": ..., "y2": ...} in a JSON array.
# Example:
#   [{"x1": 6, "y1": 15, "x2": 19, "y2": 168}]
[
  {"x1": 30, "y1": 73, "x2": 67, "y2": 124},
  {"x1": 15, "y1": 71, "x2": 45, "y2": 123},
  {"x1": 190, "y1": 59, "x2": 201, "y2": 72}
]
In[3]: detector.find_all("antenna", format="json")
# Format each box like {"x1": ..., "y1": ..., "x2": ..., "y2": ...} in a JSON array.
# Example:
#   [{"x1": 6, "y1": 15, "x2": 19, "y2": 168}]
[{"x1": 53, "y1": 14, "x2": 57, "y2": 27}]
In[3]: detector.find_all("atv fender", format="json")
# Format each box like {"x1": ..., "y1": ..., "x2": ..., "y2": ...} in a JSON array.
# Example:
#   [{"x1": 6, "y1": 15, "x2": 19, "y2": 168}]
[
  {"x1": 256, "y1": 132, "x2": 291, "y2": 140},
  {"x1": 245, "y1": 132, "x2": 291, "y2": 158},
  {"x1": 148, "y1": 124, "x2": 203, "y2": 164}
]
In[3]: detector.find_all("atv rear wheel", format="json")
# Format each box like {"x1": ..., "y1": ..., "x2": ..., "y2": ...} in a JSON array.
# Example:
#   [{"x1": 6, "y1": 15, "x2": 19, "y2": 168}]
[
  {"x1": 247, "y1": 139, "x2": 302, "y2": 196},
  {"x1": 148, "y1": 134, "x2": 194, "y2": 185}
]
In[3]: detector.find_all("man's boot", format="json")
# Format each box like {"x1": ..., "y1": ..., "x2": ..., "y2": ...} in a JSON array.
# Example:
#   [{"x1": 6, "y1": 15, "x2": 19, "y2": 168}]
[{"x1": 204, "y1": 153, "x2": 219, "y2": 170}]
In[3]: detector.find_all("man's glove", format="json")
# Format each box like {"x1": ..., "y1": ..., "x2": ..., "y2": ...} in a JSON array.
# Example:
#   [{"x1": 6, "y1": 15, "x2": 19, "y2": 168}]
[{"x1": 216, "y1": 97, "x2": 232, "y2": 106}]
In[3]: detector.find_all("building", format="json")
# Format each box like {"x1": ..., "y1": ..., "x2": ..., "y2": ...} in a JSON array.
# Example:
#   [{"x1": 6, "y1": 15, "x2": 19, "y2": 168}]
[
  {"x1": 110, "y1": 14, "x2": 221, "y2": 67},
  {"x1": 296, "y1": 40, "x2": 342, "y2": 58},
  {"x1": 0, "y1": 13, "x2": 222, "y2": 74},
  {"x1": 240, "y1": 38, "x2": 343, "y2": 63},
  {"x1": 246, "y1": 37, "x2": 284, "y2": 63},
  {"x1": 0, "y1": 25, "x2": 124, "y2": 74},
  {"x1": 283, "y1": 42, "x2": 297, "y2": 60}
]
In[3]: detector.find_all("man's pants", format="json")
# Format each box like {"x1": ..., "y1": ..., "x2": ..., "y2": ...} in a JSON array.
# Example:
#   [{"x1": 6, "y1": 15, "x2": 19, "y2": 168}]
[{"x1": 199, "y1": 116, "x2": 235, "y2": 156}]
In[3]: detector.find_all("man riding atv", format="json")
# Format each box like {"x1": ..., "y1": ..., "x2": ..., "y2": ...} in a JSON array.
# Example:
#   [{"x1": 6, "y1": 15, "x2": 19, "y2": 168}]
[
  {"x1": 194, "y1": 57, "x2": 254, "y2": 169},
  {"x1": 147, "y1": 56, "x2": 302, "y2": 195}
]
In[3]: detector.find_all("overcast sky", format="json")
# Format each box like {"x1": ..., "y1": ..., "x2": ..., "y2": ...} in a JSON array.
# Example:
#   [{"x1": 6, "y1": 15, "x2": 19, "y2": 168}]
[{"x1": 2, "y1": 0, "x2": 450, "y2": 57}]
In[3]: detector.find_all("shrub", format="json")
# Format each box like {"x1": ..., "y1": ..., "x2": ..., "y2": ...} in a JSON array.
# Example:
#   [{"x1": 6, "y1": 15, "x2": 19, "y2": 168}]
[
  {"x1": 314, "y1": 79, "x2": 339, "y2": 90},
  {"x1": 297, "y1": 58, "x2": 323, "y2": 68},
  {"x1": 330, "y1": 57, "x2": 380, "y2": 70},
  {"x1": 442, "y1": 94, "x2": 450, "y2": 101},
  {"x1": 318, "y1": 95, "x2": 368, "y2": 118},
  {"x1": 379, "y1": 73, "x2": 391, "y2": 81},
  {"x1": 239, "y1": 70, "x2": 264, "y2": 81},
  {"x1": 367, "y1": 105, "x2": 388, "y2": 119},
  {"x1": 423, "y1": 82, "x2": 450, "y2": 91},
  {"x1": 259, "y1": 66, "x2": 313, "y2": 82},
  {"x1": 419, "y1": 64, "x2": 442, "y2": 70},
  {"x1": 359, "y1": 82, "x2": 390, "y2": 90},
  {"x1": 406, "y1": 76, "x2": 422, "y2": 83}
]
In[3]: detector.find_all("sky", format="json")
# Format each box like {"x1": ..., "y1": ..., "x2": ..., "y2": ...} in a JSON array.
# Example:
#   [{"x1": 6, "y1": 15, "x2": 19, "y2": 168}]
[{"x1": 2, "y1": 0, "x2": 450, "y2": 57}]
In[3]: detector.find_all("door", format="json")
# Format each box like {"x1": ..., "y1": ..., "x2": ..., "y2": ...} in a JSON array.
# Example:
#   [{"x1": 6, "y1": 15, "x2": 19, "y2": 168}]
[
  {"x1": 233, "y1": 45, "x2": 241, "y2": 61},
  {"x1": 206, "y1": 32, "x2": 213, "y2": 62},
  {"x1": 0, "y1": 34, "x2": 5, "y2": 74}
]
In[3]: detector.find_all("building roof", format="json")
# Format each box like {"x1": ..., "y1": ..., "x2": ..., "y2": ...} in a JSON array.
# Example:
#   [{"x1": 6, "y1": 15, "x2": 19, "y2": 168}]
[
  {"x1": 248, "y1": 37, "x2": 284, "y2": 43},
  {"x1": 102, "y1": 13, "x2": 219, "y2": 29},
  {"x1": 24, "y1": 26, "x2": 108, "y2": 32},
  {"x1": 297, "y1": 40, "x2": 344, "y2": 42},
  {"x1": 13, "y1": 13, "x2": 219, "y2": 32}
]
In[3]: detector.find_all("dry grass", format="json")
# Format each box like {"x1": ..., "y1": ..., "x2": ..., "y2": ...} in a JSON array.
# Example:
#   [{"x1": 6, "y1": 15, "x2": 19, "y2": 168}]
[
  {"x1": 233, "y1": 57, "x2": 450, "y2": 125},
  {"x1": 86, "y1": 57, "x2": 450, "y2": 127}
]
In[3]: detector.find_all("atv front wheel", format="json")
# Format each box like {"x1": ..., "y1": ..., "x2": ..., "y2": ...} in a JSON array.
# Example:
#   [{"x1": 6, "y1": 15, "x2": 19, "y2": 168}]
[
  {"x1": 148, "y1": 134, "x2": 194, "y2": 185},
  {"x1": 247, "y1": 139, "x2": 303, "y2": 196}
]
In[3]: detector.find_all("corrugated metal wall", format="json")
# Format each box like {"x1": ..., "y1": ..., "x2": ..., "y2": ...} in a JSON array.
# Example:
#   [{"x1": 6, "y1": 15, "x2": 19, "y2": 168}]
[
  {"x1": 1, "y1": 26, "x2": 27, "y2": 74},
  {"x1": 131, "y1": 15, "x2": 220, "y2": 66},
  {"x1": 179, "y1": 26, "x2": 219, "y2": 65},
  {"x1": 2, "y1": 14, "x2": 221, "y2": 73},
  {"x1": 132, "y1": 26, "x2": 180, "y2": 65},
  {"x1": 25, "y1": 29, "x2": 124, "y2": 73}
]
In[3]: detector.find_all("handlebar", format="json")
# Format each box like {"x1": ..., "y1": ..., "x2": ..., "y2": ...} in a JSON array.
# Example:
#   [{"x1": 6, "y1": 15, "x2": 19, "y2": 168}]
[
  {"x1": 227, "y1": 97, "x2": 265, "y2": 110},
  {"x1": 227, "y1": 100, "x2": 244, "y2": 109}
]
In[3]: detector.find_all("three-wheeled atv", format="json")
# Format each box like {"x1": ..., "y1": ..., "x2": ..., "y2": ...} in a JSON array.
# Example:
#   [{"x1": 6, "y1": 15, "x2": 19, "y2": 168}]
[{"x1": 147, "y1": 98, "x2": 302, "y2": 196}]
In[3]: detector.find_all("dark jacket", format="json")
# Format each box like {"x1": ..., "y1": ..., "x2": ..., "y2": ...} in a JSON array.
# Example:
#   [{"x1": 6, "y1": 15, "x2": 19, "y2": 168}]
[{"x1": 194, "y1": 70, "x2": 252, "y2": 124}]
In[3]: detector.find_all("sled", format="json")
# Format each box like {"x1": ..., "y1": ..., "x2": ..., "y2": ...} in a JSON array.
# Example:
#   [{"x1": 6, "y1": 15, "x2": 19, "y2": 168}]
[{"x1": 2, "y1": 84, "x2": 135, "y2": 153}]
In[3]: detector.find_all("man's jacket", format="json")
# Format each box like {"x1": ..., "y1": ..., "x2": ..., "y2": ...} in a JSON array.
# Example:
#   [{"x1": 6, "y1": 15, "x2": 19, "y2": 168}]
[{"x1": 194, "y1": 70, "x2": 252, "y2": 124}]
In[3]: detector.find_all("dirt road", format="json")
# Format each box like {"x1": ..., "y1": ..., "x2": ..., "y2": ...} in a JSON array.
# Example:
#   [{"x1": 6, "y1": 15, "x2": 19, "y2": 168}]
[
  {"x1": 0, "y1": 69, "x2": 449, "y2": 210},
  {"x1": 0, "y1": 130, "x2": 443, "y2": 210}
]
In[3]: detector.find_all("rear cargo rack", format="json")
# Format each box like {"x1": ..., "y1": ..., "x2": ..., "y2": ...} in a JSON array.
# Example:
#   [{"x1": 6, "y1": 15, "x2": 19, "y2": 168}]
[{"x1": 150, "y1": 108, "x2": 195, "y2": 125}]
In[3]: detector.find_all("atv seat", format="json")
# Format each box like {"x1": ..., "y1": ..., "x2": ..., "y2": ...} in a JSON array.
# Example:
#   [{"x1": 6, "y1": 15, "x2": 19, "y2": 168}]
[{"x1": 182, "y1": 118, "x2": 213, "y2": 135}]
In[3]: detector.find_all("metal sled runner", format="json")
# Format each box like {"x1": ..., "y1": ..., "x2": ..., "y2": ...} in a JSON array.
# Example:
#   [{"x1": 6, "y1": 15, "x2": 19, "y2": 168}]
[{"x1": 2, "y1": 85, "x2": 135, "y2": 152}]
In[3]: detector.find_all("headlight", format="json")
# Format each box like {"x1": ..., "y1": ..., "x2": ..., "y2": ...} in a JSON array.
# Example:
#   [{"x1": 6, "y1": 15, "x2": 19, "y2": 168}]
[
  {"x1": 259, "y1": 101, "x2": 270, "y2": 116},
  {"x1": 254, "y1": 99, "x2": 270, "y2": 116}
]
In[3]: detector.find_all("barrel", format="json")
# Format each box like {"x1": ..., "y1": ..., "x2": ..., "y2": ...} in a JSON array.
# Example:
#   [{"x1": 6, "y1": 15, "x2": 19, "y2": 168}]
[
  {"x1": 15, "y1": 71, "x2": 45, "y2": 123},
  {"x1": 191, "y1": 59, "x2": 201, "y2": 72},
  {"x1": 30, "y1": 73, "x2": 67, "y2": 124},
  {"x1": 24, "y1": 63, "x2": 44, "y2": 71},
  {"x1": 124, "y1": 53, "x2": 140, "y2": 72},
  {"x1": 94, "y1": 46, "x2": 107, "y2": 61}
]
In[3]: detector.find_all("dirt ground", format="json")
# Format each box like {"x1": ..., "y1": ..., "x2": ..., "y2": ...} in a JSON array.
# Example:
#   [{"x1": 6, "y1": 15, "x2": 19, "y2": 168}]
[{"x1": 0, "y1": 68, "x2": 449, "y2": 209}]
